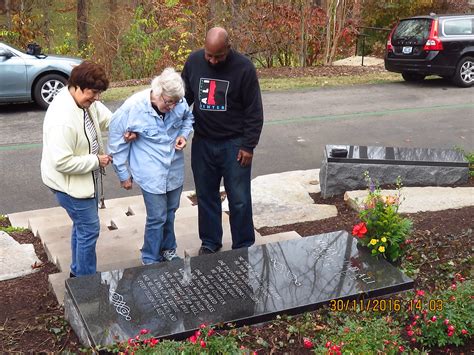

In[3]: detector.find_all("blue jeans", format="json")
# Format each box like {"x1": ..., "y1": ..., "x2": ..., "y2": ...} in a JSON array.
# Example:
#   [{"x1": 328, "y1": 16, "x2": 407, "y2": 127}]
[
  {"x1": 54, "y1": 190, "x2": 100, "y2": 276},
  {"x1": 141, "y1": 186, "x2": 183, "y2": 264},
  {"x1": 191, "y1": 136, "x2": 255, "y2": 252}
]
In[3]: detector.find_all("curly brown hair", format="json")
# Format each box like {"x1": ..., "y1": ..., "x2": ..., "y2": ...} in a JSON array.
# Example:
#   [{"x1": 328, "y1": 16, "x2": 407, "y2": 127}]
[{"x1": 68, "y1": 61, "x2": 109, "y2": 91}]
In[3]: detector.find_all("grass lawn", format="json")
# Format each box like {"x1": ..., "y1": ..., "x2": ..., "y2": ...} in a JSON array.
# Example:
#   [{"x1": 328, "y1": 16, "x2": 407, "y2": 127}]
[{"x1": 101, "y1": 71, "x2": 401, "y2": 102}]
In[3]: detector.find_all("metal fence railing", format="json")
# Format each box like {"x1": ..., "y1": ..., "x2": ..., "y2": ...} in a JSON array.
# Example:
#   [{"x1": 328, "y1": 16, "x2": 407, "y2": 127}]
[{"x1": 355, "y1": 26, "x2": 392, "y2": 66}]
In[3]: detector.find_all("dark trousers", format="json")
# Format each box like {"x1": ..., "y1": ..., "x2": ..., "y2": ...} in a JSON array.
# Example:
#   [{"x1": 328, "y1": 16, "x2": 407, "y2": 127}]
[{"x1": 191, "y1": 136, "x2": 255, "y2": 251}]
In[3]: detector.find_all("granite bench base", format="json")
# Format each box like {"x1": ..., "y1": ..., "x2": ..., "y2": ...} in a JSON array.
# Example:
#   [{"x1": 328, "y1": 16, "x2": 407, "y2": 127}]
[{"x1": 319, "y1": 154, "x2": 469, "y2": 199}]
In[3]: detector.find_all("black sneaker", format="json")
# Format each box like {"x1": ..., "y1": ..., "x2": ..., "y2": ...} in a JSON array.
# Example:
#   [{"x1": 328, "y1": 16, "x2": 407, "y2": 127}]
[{"x1": 198, "y1": 246, "x2": 215, "y2": 255}]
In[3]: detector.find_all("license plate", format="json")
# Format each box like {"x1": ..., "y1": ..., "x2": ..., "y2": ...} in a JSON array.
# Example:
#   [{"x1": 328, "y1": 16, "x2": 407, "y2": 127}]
[{"x1": 402, "y1": 46, "x2": 413, "y2": 54}]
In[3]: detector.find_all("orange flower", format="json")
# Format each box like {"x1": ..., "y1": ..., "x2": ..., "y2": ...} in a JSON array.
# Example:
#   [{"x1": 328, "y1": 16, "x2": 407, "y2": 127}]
[{"x1": 384, "y1": 195, "x2": 398, "y2": 205}]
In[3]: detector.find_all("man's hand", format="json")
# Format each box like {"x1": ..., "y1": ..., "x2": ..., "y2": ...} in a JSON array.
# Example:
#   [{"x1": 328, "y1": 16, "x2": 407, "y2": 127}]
[
  {"x1": 175, "y1": 136, "x2": 187, "y2": 151},
  {"x1": 120, "y1": 177, "x2": 133, "y2": 190},
  {"x1": 124, "y1": 131, "x2": 137, "y2": 142},
  {"x1": 237, "y1": 149, "x2": 253, "y2": 167},
  {"x1": 98, "y1": 154, "x2": 112, "y2": 167}
]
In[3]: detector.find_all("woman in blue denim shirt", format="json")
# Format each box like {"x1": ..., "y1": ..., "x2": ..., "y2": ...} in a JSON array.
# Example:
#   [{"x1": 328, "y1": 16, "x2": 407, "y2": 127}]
[{"x1": 108, "y1": 68, "x2": 194, "y2": 264}]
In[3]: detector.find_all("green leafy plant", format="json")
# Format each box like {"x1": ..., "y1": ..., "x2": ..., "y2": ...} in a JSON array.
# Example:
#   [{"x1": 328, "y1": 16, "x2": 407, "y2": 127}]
[
  {"x1": 406, "y1": 277, "x2": 473, "y2": 348},
  {"x1": 102, "y1": 324, "x2": 252, "y2": 354},
  {"x1": 46, "y1": 315, "x2": 70, "y2": 343},
  {"x1": 352, "y1": 172, "x2": 413, "y2": 262},
  {"x1": 112, "y1": 6, "x2": 167, "y2": 80},
  {"x1": 0, "y1": 226, "x2": 27, "y2": 233},
  {"x1": 0, "y1": 215, "x2": 26, "y2": 233},
  {"x1": 454, "y1": 146, "x2": 474, "y2": 177},
  {"x1": 310, "y1": 312, "x2": 409, "y2": 354}
]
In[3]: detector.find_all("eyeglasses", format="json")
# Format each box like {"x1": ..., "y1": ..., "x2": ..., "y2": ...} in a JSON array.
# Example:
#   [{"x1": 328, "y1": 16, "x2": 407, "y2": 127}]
[{"x1": 161, "y1": 94, "x2": 179, "y2": 107}]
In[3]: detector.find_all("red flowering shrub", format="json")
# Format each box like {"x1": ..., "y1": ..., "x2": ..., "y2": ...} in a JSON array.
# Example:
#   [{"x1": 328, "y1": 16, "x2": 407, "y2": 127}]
[
  {"x1": 406, "y1": 277, "x2": 473, "y2": 348},
  {"x1": 104, "y1": 324, "x2": 251, "y2": 354}
]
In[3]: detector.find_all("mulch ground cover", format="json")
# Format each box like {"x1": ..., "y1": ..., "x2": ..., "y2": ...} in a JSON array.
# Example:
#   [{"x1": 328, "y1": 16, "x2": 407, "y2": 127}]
[{"x1": 0, "y1": 226, "x2": 81, "y2": 352}]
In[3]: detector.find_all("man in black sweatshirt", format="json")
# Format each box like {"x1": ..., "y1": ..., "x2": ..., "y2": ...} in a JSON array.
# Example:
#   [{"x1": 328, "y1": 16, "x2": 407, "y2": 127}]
[{"x1": 182, "y1": 27, "x2": 264, "y2": 255}]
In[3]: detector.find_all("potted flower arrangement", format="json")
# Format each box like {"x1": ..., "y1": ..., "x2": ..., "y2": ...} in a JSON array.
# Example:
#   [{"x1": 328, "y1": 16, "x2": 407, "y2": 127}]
[{"x1": 352, "y1": 172, "x2": 413, "y2": 262}]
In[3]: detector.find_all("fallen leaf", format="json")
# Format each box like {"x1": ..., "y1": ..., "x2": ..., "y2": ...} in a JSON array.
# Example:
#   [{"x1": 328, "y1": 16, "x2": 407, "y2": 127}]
[{"x1": 31, "y1": 261, "x2": 45, "y2": 269}]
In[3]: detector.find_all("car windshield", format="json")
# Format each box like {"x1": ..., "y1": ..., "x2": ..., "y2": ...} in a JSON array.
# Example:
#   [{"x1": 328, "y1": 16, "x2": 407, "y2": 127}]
[
  {"x1": 393, "y1": 19, "x2": 432, "y2": 41},
  {"x1": 0, "y1": 42, "x2": 23, "y2": 55}
]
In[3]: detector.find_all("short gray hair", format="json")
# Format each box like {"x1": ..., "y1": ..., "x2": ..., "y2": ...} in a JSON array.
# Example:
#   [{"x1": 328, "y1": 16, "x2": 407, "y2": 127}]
[{"x1": 151, "y1": 67, "x2": 185, "y2": 99}]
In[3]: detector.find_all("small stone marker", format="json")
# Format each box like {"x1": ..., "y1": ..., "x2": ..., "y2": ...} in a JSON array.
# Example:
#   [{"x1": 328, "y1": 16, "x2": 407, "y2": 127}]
[
  {"x1": 65, "y1": 231, "x2": 413, "y2": 347},
  {"x1": 0, "y1": 231, "x2": 41, "y2": 281}
]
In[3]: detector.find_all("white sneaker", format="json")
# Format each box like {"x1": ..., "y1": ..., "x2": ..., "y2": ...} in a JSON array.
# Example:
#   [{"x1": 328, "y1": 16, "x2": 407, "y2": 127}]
[{"x1": 162, "y1": 249, "x2": 180, "y2": 261}]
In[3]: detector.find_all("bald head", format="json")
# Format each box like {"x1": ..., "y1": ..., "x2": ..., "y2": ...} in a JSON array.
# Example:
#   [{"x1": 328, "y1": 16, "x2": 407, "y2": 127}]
[
  {"x1": 205, "y1": 27, "x2": 229, "y2": 48},
  {"x1": 204, "y1": 27, "x2": 230, "y2": 67}
]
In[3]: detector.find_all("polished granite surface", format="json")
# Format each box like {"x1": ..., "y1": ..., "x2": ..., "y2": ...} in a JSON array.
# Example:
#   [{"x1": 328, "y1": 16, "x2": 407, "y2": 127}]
[
  {"x1": 65, "y1": 231, "x2": 413, "y2": 346},
  {"x1": 326, "y1": 145, "x2": 468, "y2": 166}
]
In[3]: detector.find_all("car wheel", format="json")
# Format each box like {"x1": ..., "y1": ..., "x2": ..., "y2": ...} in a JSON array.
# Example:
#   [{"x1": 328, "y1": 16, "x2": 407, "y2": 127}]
[
  {"x1": 401, "y1": 72, "x2": 426, "y2": 82},
  {"x1": 452, "y1": 56, "x2": 474, "y2": 88},
  {"x1": 33, "y1": 74, "x2": 68, "y2": 109}
]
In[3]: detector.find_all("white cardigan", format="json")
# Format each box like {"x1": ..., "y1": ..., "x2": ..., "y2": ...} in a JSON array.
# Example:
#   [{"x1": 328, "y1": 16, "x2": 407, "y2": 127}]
[{"x1": 41, "y1": 88, "x2": 112, "y2": 198}]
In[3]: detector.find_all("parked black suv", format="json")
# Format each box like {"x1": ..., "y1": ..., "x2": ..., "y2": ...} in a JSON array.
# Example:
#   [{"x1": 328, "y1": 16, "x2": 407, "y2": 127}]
[{"x1": 384, "y1": 14, "x2": 474, "y2": 87}]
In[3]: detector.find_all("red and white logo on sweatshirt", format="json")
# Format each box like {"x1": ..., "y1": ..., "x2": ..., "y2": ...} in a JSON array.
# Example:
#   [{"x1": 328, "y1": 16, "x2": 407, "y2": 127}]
[{"x1": 199, "y1": 78, "x2": 229, "y2": 111}]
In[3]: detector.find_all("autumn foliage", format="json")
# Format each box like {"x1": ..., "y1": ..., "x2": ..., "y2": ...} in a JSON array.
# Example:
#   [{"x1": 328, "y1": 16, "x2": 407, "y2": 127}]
[{"x1": 0, "y1": 0, "x2": 471, "y2": 80}]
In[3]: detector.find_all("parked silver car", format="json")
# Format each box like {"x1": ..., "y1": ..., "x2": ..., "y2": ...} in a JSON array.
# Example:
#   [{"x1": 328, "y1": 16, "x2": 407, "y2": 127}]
[{"x1": 0, "y1": 42, "x2": 82, "y2": 109}]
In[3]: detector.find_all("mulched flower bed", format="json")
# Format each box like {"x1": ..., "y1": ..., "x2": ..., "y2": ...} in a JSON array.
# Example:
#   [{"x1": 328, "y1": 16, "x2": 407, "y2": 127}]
[{"x1": 0, "y1": 226, "x2": 81, "y2": 352}]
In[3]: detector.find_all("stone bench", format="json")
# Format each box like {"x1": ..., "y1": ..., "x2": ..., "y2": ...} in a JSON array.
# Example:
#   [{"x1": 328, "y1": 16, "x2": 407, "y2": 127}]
[{"x1": 319, "y1": 144, "x2": 469, "y2": 198}]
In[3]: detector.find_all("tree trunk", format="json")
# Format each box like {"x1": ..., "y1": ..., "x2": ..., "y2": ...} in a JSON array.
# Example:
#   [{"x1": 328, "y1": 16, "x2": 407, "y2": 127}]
[
  {"x1": 77, "y1": 0, "x2": 89, "y2": 51},
  {"x1": 230, "y1": 0, "x2": 242, "y2": 50},
  {"x1": 42, "y1": 0, "x2": 54, "y2": 51},
  {"x1": 5, "y1": 0, "x2": 11, "y2": 29},
  {"x1": 323, "y1": 0, "x2": 352, "y2": 65},
  {"x1": 323, "y1": 0, "x2": 335, "y2": 65},
  {"x1": 108, "y1": 0, "x2": 117, "y2": 12},
  {"x1": 299, "y1": 0, "x2": 307, "y2": 67}
]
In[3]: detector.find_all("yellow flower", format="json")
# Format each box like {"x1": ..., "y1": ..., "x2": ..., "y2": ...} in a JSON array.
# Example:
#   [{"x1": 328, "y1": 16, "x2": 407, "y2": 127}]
[
  {"x1": 370, "y1": 239, "x2": 378, "y2": 245},
  {"x1": 378, "y1": 246, "x2": 385, "y2": 253},
  {"x1": 381, "y1": 237, "x2": 387, "y2": 243}
]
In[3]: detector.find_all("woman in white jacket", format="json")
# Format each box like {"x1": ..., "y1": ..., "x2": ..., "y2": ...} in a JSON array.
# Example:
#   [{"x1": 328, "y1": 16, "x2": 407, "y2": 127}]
[{"x1": 41, "y1": 61, "x2": 112, "y2": 277}]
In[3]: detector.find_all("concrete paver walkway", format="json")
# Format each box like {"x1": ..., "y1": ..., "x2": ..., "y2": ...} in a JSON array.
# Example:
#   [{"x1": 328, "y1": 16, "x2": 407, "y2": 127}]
[{"x1": 345, "y1": 186, "x2": 474, "y2": 213}]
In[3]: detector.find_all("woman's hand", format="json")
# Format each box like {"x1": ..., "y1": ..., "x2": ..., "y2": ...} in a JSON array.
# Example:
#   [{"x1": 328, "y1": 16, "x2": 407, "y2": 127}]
[
  {"x1": 98, "y1": 154, "x2": 112, "y2": 167},
  {"x1": 124, "y1": 131, "x2": 137, "y2": 142},
  {"x1": 175, "y1": 136, "x2": 187, "y2": 150},
  {"x1": 120, "y1": 177, "x2": 133, "y2": 190}
]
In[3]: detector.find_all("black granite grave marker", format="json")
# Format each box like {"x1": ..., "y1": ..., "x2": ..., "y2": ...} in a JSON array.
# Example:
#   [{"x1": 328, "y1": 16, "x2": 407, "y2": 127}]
[
  {"x1": 64, "y1": 231, "x2": 413, "y2": 347},
  {"x1": 320, "y1": 144, "x2": 469, "y2": 197},
  {"x1": 325, "y1": 144, "x2": 468, "y2": 167}
]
